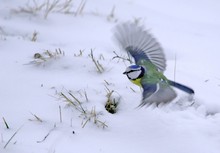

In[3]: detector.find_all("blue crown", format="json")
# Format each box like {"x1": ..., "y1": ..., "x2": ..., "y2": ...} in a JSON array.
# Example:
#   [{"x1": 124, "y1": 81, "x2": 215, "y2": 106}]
[{"x1": 129, "y1": 65, "x2": 141, "y2": 69}]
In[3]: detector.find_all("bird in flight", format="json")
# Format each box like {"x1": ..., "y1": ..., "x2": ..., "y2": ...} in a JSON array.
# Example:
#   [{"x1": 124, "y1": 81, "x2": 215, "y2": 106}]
[{"x1": 114, "y1": 22, "x2": 194, "y2": 107}]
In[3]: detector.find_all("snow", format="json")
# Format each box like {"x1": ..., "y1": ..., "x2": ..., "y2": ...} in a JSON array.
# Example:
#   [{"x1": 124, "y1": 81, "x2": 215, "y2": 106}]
[{"x1": 1, "y1": 0, "x2": 220, "y2": 153}]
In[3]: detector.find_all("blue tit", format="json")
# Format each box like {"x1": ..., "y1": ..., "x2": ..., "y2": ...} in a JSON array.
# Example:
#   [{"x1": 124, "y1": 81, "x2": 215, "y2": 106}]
[{"x1": 114, "y1": 22, "x2": 194, "y2": 107}]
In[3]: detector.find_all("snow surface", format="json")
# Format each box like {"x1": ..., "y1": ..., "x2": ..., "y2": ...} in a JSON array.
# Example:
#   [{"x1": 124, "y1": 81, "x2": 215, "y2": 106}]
[{"x1": 1, "y1": 0, "x2": 220, "y2": 153}]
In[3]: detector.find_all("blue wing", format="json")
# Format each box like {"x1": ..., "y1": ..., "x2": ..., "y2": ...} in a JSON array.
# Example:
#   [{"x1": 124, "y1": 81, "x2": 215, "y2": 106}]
[
  {"x1": 114, "y1": 22, "x2": 166, "y2": 72},
  {"x1": 139, "y1": 81, "x2": 177, "y2": 107},
  {"x1": 168, "y1": 80, "x2": 195, "y2": 94}
]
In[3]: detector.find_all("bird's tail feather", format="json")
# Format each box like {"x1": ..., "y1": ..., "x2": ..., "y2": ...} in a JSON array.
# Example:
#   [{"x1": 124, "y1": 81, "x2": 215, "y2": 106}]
[{"x1": 168, "y1": 80, "x2": 194, "y2": 94}]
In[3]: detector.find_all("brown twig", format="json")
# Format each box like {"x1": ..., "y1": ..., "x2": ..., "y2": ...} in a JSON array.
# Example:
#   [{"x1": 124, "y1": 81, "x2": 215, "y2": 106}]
[{"x1": 112, "y1": 51, "x2": 132, "y2": 63}]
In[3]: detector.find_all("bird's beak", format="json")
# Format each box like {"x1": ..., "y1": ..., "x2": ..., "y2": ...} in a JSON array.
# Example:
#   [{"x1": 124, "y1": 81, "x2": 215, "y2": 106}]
[{"x1": 123, "y1": 71, "x2": 127, "y2": 74}]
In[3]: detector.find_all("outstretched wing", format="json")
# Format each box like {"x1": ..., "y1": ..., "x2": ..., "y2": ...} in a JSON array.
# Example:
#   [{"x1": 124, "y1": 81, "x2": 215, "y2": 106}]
[
  {"x1": 114, "y1": 22, "x2": 166, "y2": 72},
  {"x1": 139, "y1": 81, "x2": 177, "y2": 107}
]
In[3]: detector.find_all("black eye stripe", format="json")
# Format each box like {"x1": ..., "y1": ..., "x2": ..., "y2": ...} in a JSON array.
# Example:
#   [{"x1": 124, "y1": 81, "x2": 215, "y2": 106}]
[{"x1": 127, "y1": 69, "x2": 141, "y2": 73}]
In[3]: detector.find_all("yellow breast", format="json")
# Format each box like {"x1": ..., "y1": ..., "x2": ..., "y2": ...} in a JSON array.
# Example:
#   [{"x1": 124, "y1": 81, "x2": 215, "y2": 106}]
[{"x1": 130, "y1": 78, "x2": 142, "y2": 86}]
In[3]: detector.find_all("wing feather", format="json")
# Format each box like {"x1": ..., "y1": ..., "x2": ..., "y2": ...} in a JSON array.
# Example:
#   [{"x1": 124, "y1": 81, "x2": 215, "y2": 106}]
[
  {"x1": 140, "y1": 81, "x2": 177, "y2": 107},
  {"x1": 114, "y1": 22, "x2": 166, "y2": 72}
]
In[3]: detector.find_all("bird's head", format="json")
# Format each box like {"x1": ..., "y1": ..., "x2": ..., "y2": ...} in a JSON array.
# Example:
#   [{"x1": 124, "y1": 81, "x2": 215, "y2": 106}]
[{"x1": 123, "y1": 65, "x2": 145, "y2": 86}]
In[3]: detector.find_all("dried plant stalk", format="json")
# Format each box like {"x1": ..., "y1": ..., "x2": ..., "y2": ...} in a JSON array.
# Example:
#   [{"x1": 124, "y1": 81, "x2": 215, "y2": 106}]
[{"x1": 58, "y1": 91, "x2": 108, "y2": 129}]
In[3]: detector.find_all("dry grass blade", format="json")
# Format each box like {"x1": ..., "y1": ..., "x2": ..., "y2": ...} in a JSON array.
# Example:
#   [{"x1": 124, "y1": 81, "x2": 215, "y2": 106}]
[
  {"x1": 68, "y1": 92, "x2": 86, "y2": 114},
  {"x1": 28, "y1": 48, "x2": 65, "y2": 66},
  {"x1": 59, "y1": 106, "x2": 62, "y2": 123},
  {"x1": 75, "y1": 0, "x2": 86, "y2": 16},
  {"x1": 130, "y1": 87, "x2": 136, "y2": 93},
  {"x1": 12, "y1": 0, "x2": 75, "y2": 19},
  {"x1": 81, "y1": 107, "x2": 108, "y2": 129},
  {"x1": 74, "y1": 49, "x2": 84, "y2": 57},
  {"x1": 56, "y1": 0, "x2": 73, "y2": 13},
  {"x1": 37, "y1": 124, "x2": 56, "y2": 143},
  {"x1": 29, "y1": 112, "x2": 43, "y2": 122},
  {"x1": 60, "y1": 92, "x2": 85, "y2": 114},
  {"x1": 31, "y1": 31, "x2": 38, "y2": 42},
  {"x1": 12, "y1": 0, "x2": 45, "y2": 15},
  {"x1": 84, "y1": 90, "x2": 88, "y2": 102},
  {"x1": 44, "y1": 0, "x2": 59, "y2": 19},
  {"x1": 60, "y1": 92, "x2": 77, "y2": 106},
  {"x1": 2, "y1": 117, "x2": 10, "y2": 129},
  {"x1": 104, "y1": 80, "x2": 110, "y2": 86},
  {"x1": 4, "y1": 125, "x2": 24, "y2": 149},
  {"x1": 58, "y1": 90, "x2": 108, "y2": 129},
  {"x1": 89, "y1": 49, "x2": 104, "y2": 73},
  {"x1": 107, "y1": 5, "x2": 117, "y2": 22},
  {"x1": 81, "y1": 118, "x2": 90, "y2": 128},
  {"x1": 95, "y1": 120, "x2": 108, "y2": 129}
]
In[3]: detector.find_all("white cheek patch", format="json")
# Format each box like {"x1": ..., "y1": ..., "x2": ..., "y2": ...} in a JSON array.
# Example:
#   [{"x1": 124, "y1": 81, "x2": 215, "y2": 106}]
[{"x1": 128, "y1": 71, "x2": 141, "y2": 80}]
